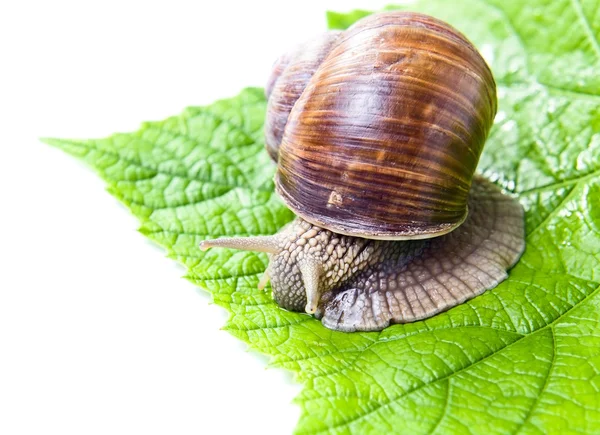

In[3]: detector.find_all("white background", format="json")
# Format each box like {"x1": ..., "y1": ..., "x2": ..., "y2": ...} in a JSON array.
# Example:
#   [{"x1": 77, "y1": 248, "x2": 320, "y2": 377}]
[{"x1": 0, "y1": 1, "x2": 394, "y2": 434}]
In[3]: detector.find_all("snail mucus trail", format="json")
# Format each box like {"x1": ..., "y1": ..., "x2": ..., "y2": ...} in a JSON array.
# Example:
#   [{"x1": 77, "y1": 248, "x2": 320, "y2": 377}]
[{"x1": 200, "y1": 12, "x2": 525, "y2": 332}]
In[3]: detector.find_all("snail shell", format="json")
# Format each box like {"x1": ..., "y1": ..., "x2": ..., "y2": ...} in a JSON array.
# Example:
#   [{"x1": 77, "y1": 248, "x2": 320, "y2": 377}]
[
  {"x1": 271, "y1": 12, "x2": 496, "y2": 239},
  {"x1": 200, "y1": 11, "x2": 525, "y2": 332}
]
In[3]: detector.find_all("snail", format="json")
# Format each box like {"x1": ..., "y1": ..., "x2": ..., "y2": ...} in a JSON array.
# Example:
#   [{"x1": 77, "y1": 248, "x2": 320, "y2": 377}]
[{"x1": 200, "y1": 11, "x2": 525, "y2": 332}]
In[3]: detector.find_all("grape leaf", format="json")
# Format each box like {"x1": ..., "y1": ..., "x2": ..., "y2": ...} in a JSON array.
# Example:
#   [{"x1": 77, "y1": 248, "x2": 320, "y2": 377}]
[{"x1": 45, "y1": 0, "x2": 600, "y2": 433}]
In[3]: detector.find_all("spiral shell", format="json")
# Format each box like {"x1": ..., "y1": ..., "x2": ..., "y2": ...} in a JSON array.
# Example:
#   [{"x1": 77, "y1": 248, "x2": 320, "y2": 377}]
[
  {"x1": 270, "y1": 11, "x2": 497, "y2": 240},
  {"x1": 265, "y1": 31, "x2": 341, "y2": 161}
]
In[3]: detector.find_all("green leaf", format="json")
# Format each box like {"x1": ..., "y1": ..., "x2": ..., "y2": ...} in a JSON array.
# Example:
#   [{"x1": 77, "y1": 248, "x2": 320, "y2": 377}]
[{"x1": 44, "y1": 0, "x2": 600, "y2": 433}]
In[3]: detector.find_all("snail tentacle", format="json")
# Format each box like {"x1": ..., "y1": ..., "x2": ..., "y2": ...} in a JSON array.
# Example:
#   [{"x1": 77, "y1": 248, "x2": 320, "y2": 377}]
[
  {"x1": 199, "y1": 235, "x2": 282, "y2": 254},
  {"x1": 298, "y1": 259, "x2": 322, "y2": 314},
  {"x1": 257, "y1": 270, "x2": 271, "y2": 291}
]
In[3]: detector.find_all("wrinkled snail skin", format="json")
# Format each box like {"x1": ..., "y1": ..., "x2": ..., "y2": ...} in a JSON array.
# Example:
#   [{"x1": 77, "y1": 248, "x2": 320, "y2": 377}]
[{"x1": 200, "y1": 11, "x2": 526, "y2": 332}]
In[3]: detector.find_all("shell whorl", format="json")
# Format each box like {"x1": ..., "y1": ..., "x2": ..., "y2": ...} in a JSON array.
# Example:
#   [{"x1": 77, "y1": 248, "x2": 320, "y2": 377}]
[
  {"x1": 269, "y1": 11, "x2": 497, "y2": 240},
  {"x1": 264, "y1": 31, "x2": 341, "y2": 161}
]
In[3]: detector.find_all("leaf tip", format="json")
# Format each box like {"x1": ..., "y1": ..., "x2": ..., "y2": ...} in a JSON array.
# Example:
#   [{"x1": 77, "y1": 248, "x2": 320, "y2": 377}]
[{"x1": 39, "y1": 137, "x2": 64, "y2": 148}]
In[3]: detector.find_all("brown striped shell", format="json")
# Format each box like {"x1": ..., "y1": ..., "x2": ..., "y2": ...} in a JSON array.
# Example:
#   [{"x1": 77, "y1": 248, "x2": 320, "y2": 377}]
[
  {"x1": 266, "y1": 11, "x2": 497, "y2": 240},
  {"x1": 265, "y1": 31, "x2": 342, "y2": 161}
]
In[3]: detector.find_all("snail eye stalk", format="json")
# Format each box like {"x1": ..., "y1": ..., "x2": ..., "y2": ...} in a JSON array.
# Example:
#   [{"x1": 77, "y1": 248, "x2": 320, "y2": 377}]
[{"x1": 199, "y1": 235, "x2": 281, "y2": 254}]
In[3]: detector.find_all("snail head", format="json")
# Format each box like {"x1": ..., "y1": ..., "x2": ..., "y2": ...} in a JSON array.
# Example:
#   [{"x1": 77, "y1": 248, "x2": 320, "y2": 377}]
[{"x1": 200, "y1": 219, "x2": 374, "y2": 315}]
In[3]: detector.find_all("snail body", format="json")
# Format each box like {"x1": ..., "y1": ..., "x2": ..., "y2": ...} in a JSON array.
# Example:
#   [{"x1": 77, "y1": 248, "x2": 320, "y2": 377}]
[{"x1": 201, "y1": 12, "x2": 525, "y2": 332}]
